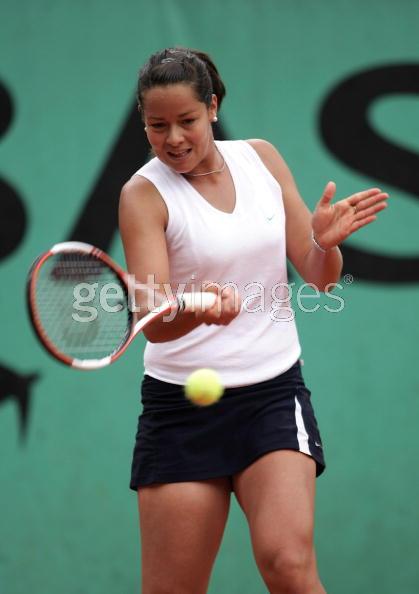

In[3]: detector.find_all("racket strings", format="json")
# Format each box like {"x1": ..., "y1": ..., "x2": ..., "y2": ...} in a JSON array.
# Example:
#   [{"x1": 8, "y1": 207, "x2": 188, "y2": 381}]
[{"x1": 33, "y1": 253, "x2": 131, "y2": 360}]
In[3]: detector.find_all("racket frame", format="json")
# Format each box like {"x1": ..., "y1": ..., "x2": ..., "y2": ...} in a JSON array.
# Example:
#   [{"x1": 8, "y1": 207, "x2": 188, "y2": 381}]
[{"x1": 27, "y1": 241, "x2": 215, "y2": 370}]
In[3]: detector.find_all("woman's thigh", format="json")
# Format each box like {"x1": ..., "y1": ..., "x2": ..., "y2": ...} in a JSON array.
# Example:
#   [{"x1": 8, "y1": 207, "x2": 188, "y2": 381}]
[
  {"x1": 232, "y1": 450, "x2": 318, "y2": 574},
  {"x1": 138, "y1": 477, "x2": 231, "y2": 594}
]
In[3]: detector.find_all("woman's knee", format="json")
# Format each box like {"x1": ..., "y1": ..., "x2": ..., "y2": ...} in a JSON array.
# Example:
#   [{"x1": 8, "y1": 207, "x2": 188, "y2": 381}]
[{"x1": 257, "y1": 543, "x2": 317, "y2": 593}]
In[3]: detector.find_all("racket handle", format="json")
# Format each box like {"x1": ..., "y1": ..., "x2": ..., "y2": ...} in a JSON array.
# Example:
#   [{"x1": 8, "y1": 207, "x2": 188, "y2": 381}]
[{"x1": 179, "y1": 292, "x2": 217, "y2": 312}]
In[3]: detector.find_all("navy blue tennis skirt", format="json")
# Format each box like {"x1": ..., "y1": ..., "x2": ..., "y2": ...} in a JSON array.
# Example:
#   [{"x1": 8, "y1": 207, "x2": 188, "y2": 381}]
[{"x1": 130, "y1": 359, "x2": 325, "y2": 490}]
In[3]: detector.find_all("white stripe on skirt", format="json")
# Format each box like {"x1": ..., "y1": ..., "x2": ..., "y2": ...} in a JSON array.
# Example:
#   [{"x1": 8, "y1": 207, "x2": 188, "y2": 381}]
[{"x1": 294, "y1": 396, "x2": 311, "y2": 456}]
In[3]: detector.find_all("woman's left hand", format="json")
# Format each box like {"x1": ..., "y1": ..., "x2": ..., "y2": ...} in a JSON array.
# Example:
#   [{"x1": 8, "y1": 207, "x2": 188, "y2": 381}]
[{"x1": 311, "y1": 181, "x2": 389, "y2": 250}]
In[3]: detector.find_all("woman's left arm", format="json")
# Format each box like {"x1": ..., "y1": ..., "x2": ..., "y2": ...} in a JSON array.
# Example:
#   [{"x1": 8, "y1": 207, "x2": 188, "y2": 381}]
[{"x1": 246, "y1": 139, "x2": 389, "y2": 292}]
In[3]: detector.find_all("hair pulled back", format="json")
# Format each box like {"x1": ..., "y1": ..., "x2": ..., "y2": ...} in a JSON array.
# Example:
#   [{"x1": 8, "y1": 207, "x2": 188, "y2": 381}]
[{"x1": 137, "y1": 47, "x2": 226, "y2": 115}]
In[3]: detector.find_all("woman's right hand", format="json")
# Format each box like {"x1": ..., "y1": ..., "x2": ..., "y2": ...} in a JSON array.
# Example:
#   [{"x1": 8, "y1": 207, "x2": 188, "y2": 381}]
[{"x1": 196, "y1": 285, "x2": 242, "y2": 326}]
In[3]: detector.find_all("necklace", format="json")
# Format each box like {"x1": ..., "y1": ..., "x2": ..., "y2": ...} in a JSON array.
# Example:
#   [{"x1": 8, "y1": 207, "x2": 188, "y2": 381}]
[{"x1": 184, "y1": 149, "x2": 225, "y2": 177}]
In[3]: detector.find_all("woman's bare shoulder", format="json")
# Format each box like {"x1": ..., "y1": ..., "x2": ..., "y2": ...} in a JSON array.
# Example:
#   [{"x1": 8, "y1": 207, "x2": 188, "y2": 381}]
[
  {"x1": 245, "y1": 138, "x2": 291, "y2": 185},
  {"x1": 245, "y1": 138, "x2": 284, "y2": 162},
  {"x1": 119, "y1": 173, "x2": 168, "y2": 228}
]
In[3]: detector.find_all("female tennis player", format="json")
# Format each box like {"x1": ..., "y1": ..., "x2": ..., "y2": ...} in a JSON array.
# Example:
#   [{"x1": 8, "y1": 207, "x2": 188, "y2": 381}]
[{"x1": 119, "y1": 47, "x2": 388, "y2": 594}]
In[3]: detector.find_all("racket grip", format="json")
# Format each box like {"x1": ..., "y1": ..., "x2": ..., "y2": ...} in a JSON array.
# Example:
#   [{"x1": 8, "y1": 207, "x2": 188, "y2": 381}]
[{"x1": 180, "y1": 291, "x2": 217, "y2": 312}]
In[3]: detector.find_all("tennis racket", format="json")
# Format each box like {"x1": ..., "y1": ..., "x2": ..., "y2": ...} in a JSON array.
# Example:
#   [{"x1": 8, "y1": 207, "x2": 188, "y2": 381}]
[{"x1": 27, "y1": 241, "x2": 216, "y2": 370}]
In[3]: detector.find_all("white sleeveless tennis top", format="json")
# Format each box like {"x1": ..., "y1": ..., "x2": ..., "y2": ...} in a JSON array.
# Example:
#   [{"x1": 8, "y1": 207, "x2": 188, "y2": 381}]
[{"x1": 134, "y1": 139, "x2": 301, "y2": 387}]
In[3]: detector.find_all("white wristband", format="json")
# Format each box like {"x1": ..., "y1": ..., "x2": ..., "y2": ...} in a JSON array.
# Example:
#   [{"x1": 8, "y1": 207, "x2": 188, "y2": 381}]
[{"x1": 311, "y1": 230, "x2": 328, "y2": 253}]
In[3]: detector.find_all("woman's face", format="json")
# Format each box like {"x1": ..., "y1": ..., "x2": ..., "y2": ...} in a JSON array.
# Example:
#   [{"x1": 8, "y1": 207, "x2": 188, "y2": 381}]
[{"x1": 142, "y1": 83, "x2": 217, "y2": 174}]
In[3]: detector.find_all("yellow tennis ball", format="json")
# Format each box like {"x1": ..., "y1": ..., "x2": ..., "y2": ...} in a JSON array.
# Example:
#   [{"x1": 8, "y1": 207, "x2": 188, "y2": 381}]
[{"x1": 185, "y1": 368, "x2": 224, "y2": 407}]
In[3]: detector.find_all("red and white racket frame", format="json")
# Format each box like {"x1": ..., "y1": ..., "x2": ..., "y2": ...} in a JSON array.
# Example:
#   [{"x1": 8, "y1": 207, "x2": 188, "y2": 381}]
[{"x1": 27, "y1": 241, "x2": 216, "y2": 370}]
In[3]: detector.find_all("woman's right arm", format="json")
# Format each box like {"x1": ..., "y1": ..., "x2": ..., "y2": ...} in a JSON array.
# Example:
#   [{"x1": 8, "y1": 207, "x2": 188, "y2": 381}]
[{"x1": 118, "y1": 175, "x2": 239, "y2": 343}]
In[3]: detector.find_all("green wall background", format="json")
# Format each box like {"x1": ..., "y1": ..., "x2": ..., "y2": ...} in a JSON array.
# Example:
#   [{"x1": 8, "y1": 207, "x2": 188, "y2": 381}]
[{"x1": 1, "y1": 1, "x2": 419, "y2": 592}]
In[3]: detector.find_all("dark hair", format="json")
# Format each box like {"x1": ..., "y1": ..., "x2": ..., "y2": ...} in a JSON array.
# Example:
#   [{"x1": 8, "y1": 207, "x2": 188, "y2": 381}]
[{"x1": 137, "y1": 47, "x2": 226, "y2": 116}]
